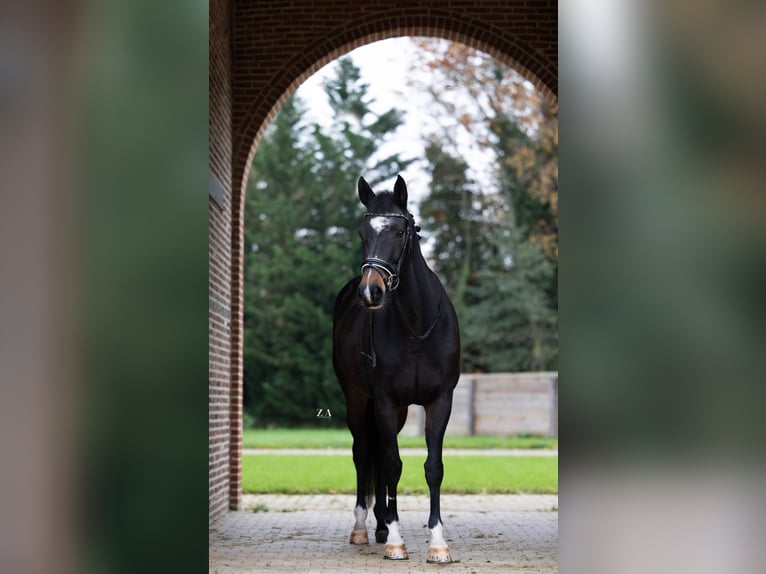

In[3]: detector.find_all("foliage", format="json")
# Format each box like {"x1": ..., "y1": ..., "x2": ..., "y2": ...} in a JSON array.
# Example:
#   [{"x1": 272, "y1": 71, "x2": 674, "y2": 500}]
[
  {"x1": 242, "y1": 410, "x2": 256, "y2": 430},
  {"x1": 463, "y1": 225, "x2": 558, "y2": 371},
  {"x1": 243, "y1": 57, "x2": 413, "y2": 426},
  {"x1": 419, "y1": 142, "x2": 487, "y2": 318},
  {"x1": 242, "y1": 454, "x2": 558, "y2": 494},
  {"x1": 411, "y1": 39, "x2": 558, "y2": 372}
]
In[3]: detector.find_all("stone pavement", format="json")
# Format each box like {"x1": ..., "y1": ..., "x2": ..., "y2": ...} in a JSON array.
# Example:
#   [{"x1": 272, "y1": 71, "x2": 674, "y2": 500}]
[{"x1": 209, "y1": 494, "x2": 558, "y2": 573}]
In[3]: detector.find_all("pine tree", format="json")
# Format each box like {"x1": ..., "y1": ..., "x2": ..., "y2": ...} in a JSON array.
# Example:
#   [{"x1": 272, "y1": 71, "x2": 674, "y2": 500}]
[
  {"x1": 243, "y1": 57, "x2": 413, "y2": 426},
  {"x1": 462, "y1": 224, "x2": 557, "y2": 372},
  {"x1": 493, "y1": 103, "x2": 558, "y2": 308},
  {"x1": 419, "y1": 141, "x2": 487, "y2": 319}
]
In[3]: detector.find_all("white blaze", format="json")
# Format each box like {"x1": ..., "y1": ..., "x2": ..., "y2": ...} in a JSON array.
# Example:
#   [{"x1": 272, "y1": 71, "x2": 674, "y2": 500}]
[
  {"x1": 363, "y1": 268, "x2": 374, "y2": 300},
  {"x1": 369, "y1": 216, "x2": 394, "y2": 234}
]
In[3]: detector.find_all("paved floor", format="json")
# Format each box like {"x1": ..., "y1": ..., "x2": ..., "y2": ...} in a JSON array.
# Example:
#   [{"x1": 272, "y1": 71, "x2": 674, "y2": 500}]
[{"x1": 209, "y1": 494, "x2": 558, "y2": 573}]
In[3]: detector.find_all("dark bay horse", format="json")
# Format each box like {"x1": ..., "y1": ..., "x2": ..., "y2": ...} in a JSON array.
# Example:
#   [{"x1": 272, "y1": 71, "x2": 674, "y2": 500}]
[{"x1": 332, "y1": 175, "x2": 460, "y2": 563}]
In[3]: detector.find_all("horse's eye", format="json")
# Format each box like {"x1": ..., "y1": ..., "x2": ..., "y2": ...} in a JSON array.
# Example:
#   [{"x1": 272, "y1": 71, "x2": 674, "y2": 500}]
[{"x1": 396, "y1": 230, "x2": 405, "y2": 238}]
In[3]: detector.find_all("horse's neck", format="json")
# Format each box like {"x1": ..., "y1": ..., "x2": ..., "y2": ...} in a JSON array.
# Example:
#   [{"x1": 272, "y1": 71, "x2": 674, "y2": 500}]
[{"x1": 397, "y1": 245, "x2": 441, "y2": 332}]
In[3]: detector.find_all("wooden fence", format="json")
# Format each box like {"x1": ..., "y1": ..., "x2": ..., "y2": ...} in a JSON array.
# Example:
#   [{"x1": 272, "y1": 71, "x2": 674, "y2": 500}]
[{"x1": 401, "y1": 372, "x2": 558, "y2": 437}]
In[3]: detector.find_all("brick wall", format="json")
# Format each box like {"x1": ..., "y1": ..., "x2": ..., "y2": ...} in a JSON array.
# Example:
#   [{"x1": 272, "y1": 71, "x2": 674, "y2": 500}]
[
  {"x1": 402, "y1": 372, "x2": 559, "y2": 437},
  {"x1": 230, "y1": 0, "x2": 558, "y2": 210},
  {"x1": 209, "y1": 0, "x2": 234, "y2": 522},
  {"x1": 209, "y1": 0, "x2": 558, "y2": 521}
]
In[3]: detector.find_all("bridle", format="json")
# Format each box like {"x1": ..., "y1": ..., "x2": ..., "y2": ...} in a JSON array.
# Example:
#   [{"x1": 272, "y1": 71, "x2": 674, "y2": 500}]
[
  {"x1": 360, "y1": 212, "x2": 412, "y2": 292},
  {"x1": 358, "y1": 211, "x2": 442, "y2": 368}
]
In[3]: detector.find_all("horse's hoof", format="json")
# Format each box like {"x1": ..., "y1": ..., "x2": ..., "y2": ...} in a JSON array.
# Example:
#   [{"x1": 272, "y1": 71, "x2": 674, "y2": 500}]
[
  {"x1": 349, "y1": 529, "x2": 369, "y2": 545},
  {"x1": 427, "y1": 546, "x2": 453, "y2": 563},
  {"x1": 383, "y1": 543, "x2": 409, "y2": 560},
  {"x1": 375, "y1": 529, "x2": 388, "y2": 544}
]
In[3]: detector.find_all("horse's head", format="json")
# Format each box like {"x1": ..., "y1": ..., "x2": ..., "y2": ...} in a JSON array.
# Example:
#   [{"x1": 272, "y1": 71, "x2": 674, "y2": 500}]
[{"x1": 356, "y1": 175, "x2": 412, "y2": 309}]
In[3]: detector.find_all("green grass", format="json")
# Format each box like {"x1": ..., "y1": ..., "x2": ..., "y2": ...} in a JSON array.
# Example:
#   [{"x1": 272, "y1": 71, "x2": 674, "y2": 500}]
[
  {"x1": 243, "y1": 428, "x2": 557, "y2": 450},
  {"x1": 242, "y1": 454, "x2": 557, "y2": 495},
  {"x1": 243, "y1": 428, "x2": 355, "y2": 449}
]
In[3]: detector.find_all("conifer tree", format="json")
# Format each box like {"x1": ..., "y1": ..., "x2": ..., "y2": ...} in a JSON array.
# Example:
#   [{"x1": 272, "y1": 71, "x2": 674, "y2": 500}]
[{"x1": 243, "y1": 57, "x2": 413, "y2": 426}]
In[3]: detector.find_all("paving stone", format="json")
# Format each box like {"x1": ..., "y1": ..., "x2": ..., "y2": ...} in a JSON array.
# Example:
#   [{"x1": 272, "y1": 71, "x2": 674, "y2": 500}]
[{"x1": 210, "y1": 495, "x2": 558, "y2": 573}]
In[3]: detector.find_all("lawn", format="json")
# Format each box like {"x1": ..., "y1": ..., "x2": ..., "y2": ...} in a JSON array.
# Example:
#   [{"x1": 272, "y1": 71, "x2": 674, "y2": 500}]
[
  {"x1": 243, "y1": 428, "x2": 558, "y2": 450},
  {"x1": 242, "y1": 454, "x2": 557, "y2": 495}
]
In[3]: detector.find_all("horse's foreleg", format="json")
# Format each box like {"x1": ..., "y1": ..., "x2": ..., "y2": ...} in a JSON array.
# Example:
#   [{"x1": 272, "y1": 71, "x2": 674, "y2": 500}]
[
  {"x1": 349, "y1": 434, "x2": 370, "y2": 544},
  {"x1": 348, "y1": 397, "x2": 371, "y2": 545},
  {"x1": 374, "y1": 399, "x2": 408, "y2": 560},
  {"x1": 424, "y1": 395, "x2": 454, "y2": 563},
  {"x1": 373, "y1": 406, "x2": 406, "y2": 544}
]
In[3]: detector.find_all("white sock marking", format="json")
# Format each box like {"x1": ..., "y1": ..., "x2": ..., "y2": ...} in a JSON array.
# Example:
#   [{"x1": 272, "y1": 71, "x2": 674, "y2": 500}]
[
  {"x1": 429, "y1": 522, "x2": 448, "y2": 548},
  {"x1": 386, "y1": 520, "x2": 404, "y2": 544},
  {"x1": 353, "y1": 505, "x2": 367, "y2": 531}
]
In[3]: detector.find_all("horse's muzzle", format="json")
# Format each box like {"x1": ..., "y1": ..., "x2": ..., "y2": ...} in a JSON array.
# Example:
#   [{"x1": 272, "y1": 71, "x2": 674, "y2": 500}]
[{"x1": 358, "y1": 280, "x2": 384, "y2": 308}]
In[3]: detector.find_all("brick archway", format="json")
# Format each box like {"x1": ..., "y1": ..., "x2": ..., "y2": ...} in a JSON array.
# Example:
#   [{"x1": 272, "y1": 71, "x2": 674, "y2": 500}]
[{"x1": 209, "y1": 0, "x2": 557, "y2": 521}]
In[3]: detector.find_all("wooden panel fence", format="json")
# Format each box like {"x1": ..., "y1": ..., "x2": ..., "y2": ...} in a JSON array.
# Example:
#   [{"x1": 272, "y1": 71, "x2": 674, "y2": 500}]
[{"x1": 401, "y1": 372, "x2": 558, "y2": 437}]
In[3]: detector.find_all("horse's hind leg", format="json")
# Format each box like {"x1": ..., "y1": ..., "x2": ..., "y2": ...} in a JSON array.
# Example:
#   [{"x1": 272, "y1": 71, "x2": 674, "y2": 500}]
[
  {"x1": 373, "y1": 459, "x2": 388, "y2": 543},
  {"x1": 424, "y1": 393, "x2": 454, "y2": 563},
  {"x1": 347, "y1": 395, "x2": 372, "y2": 545}
]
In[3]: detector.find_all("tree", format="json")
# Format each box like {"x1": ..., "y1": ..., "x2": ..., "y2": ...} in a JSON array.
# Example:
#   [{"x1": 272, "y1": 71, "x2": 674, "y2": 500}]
[
  {"x1": 493, "y1": 102, "x2": 559, "y2": 306},
  {"x1": 244, "y1": 95, "x2": 336, "y2": 426},
  {"x1": 462, "y1": 224, "x2": 558, "y2": 372},
  {"x1": 243, "y1": 57, "x2": 413, "y2": 426},
  {"x1": 410, "y1": 39, "x2": 558, "y2": 259},
  {"x1": 411, "y1": 39, "x2": 558, "y2": 372},
  {"x1": 419, "y1": 141, "x2": 487, "y2": 319}
]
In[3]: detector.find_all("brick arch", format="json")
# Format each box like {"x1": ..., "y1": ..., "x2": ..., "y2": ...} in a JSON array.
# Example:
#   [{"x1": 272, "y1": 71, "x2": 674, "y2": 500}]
[
  {"x1": 209, "y1": 0, "x2": 556, "y2": 521},
  {"x1": 235, "y1": 33, "x2": 554, "y2": 200},
  {"x1": 232, "y1": 10, "x2": 557, "y2": 203}
]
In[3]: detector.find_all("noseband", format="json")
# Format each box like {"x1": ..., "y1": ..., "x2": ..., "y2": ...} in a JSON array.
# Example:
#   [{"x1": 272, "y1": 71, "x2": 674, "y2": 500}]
[{"x1": 360, "y1": 212, "x2": 412, "y2": 292}]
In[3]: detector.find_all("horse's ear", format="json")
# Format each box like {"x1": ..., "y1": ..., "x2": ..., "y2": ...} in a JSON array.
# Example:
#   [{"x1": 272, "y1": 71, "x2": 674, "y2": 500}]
[
  {"x1": 393, "y1": 175, "x2": 408, "y2": 209},
  {"x1": 358, "y1": 177, "x2": 374, "y2": 207}
]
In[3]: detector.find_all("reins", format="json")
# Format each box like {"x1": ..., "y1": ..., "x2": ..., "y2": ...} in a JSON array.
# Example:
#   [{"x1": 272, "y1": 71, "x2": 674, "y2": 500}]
[
  {"x1": 396, "y1": 288, "x2": 444, "y2": 342},
  {"x1": 361, "y1": 291, "x2": 444, "y2": 368}
]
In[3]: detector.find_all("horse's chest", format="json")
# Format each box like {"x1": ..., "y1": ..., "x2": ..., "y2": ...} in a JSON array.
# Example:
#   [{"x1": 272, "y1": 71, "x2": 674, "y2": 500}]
[
  {"x1": 335, "y1": 298, "x2": 455, "y2": 403},
  {"x1": 366, "y1": 339, "x2": 445, "y2": 398},
  {"x1": 371, "y1": 319, "x2": 439, "y2": 362}
]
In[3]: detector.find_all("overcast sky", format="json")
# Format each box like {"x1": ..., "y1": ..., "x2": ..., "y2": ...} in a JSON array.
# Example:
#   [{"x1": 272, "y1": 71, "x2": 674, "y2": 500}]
[{"x1": 295, "y1": 37, "x2": 496, "y2": 212}]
